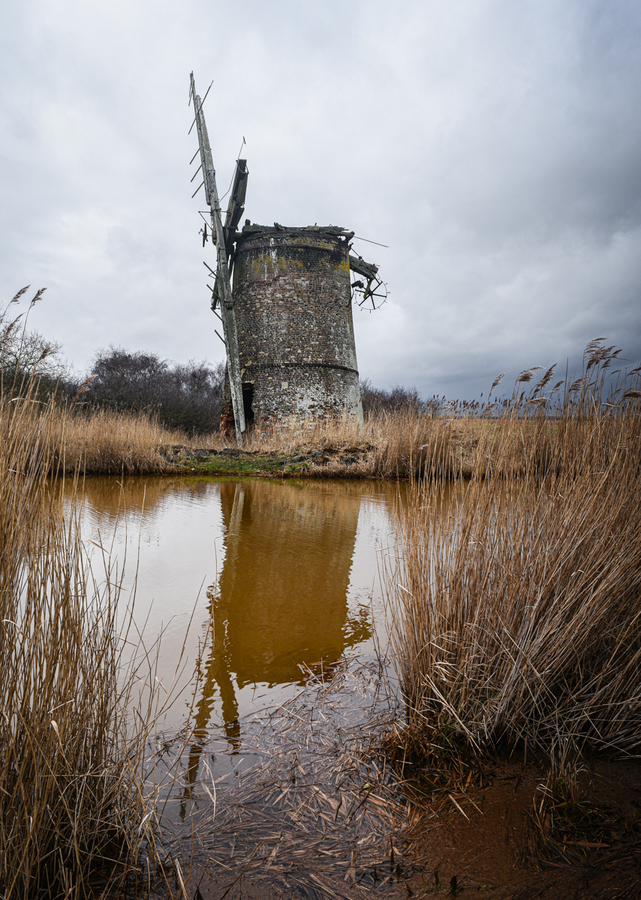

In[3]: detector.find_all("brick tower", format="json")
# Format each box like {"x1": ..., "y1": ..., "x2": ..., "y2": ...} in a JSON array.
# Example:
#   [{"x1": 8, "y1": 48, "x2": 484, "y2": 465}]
[{"x1": 220, "y1": 223, "x2": 364, "y2": 431}]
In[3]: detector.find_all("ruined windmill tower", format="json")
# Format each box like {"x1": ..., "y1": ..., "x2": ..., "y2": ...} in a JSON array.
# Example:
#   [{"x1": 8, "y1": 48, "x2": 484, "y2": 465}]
[
  {"x1": 189, "y1": 76, "x2": 385, "y2": 445},
  {"x1": 227, "y1": 223, "x2": 370, "y2": 430}
]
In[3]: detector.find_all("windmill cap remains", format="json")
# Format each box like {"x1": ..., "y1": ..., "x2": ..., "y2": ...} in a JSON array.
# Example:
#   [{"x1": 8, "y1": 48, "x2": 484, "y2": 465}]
[
  {"x1": 237, "y1": 222, "x2": 378, "y2": 279},
  {"x1": 241, "y1": 222, "x2": 354, "y2": 239}
]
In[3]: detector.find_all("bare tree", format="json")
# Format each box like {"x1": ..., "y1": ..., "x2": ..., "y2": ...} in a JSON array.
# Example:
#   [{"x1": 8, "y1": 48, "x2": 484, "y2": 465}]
[
  {"x1": 86, "y1": 348, "x2": 225, "y2": 434},
  {"x1": 1, "y1": 287, "x2": 75, "y2": 398}
]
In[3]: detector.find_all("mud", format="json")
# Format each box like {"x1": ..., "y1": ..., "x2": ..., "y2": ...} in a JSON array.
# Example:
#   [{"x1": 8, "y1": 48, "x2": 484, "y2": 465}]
[{"x1": 173, "y1": 756, "x2": 641, "y2": 900}]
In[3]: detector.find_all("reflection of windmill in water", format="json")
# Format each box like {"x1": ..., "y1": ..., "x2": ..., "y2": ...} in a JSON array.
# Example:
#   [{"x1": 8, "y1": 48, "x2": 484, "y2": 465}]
[
  {"x1": 182, "y1": 481, "x2": 372, "y2": 798},
  {"x1": 188, "y1": 74, "x2": 386, "y2": 446}
]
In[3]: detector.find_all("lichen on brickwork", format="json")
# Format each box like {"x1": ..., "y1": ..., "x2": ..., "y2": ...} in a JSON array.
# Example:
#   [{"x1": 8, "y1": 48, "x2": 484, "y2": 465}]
[{"x1": 221, "y1": 224, "x2": 364, "y2": 433}]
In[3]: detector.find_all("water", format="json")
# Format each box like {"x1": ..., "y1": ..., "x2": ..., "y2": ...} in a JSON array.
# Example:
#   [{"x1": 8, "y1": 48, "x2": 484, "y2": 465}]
[
  {"x1": 73, "y1": 476, "x2": 402, "y2": 729},
  {"x1": 70, "y1": 476, "x2": 429, "y2": 895}
]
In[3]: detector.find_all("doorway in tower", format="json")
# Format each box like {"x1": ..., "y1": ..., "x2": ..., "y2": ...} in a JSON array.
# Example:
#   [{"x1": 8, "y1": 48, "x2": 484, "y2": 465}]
[{"x1": 242, "y1": 382, "x2": 255, "y2": 429}]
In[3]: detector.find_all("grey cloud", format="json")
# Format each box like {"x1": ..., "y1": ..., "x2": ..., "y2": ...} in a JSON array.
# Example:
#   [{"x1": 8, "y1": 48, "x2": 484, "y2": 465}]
[{"x1": 0, "y1": 0, "x2": 639, "y2": 403}]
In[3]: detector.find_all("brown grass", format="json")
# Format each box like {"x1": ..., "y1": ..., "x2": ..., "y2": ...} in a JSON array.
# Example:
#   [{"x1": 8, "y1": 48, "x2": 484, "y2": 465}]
[
  {"x1": 193, "y1": 411, "x2": 489, "y2": 480},
  {"x1": 31, "y1": 402, "x2": 618, "y2": 483},
  {"x1": 10, "y1": 370, "x2": 489, "y2": 482},
  {"x1": 49, "y1": 406, "x2": 180, "y2": 475},
  {"x1": 0, "y1": 385, "x2": 165, "y2": 897},
  {"x1": 383, "y1": 366, "x2": 641, "y2": 765}
]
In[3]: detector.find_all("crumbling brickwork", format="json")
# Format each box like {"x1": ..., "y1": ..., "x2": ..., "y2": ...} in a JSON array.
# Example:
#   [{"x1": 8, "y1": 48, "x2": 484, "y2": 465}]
[{"x1": 221, "y1": 224, "x2": 363, "y2": 431}]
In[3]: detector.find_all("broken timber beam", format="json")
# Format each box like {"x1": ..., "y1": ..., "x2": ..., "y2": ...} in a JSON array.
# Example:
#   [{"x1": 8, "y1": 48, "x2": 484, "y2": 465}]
[{"x1": 190, "y1": 73, "x2": 246, "y2": 445}]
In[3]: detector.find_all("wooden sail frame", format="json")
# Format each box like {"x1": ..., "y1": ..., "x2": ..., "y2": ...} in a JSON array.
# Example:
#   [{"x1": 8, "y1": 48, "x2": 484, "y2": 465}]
[{"x1": 189, "y1": 73, "x2": 246, "y2": 445}]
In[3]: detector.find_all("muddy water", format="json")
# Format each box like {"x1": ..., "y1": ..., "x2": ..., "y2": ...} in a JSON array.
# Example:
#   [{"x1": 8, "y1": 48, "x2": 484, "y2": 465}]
[
  {"x1": 72, "y1": 476, "x2": 404, "y2": 738},
  {"x1": 69, "y1": 478, "x2": 639, "y2": 900},
  {"x1": 72, "y1": 476, "x2": 447, "y2": 896}
]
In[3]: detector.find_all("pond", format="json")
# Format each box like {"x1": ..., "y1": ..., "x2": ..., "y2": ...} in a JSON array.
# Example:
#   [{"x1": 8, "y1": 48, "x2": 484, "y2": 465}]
[
  {"x1": 71, "y1": 476, "x2": 416, "y2": 897},
  {"x1": 73, "y1": 476, "x2": 404, "y2": 730}
]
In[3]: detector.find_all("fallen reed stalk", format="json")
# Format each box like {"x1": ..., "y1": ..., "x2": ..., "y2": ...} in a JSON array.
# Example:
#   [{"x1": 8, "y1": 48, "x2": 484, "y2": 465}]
[{"x1": 157, "y1": 656, "x2": 420, "y2": 900}]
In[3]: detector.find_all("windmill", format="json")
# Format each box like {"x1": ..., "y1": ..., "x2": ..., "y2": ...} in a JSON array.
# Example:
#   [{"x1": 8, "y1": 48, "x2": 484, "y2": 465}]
[{"x1": 188, "y1": 75, "x2": 385, "y2": 442}]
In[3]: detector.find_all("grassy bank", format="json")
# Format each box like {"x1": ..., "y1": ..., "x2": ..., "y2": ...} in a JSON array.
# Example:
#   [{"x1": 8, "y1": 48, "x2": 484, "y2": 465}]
[
  {"x1": 0, "y1": 386, "x2": 162, "y2": 898},
  {"x1": 46, "y1": 351, "x2": 638, "y2": 481},
  {"x1": 384, "y1": 361, "x2": 641, "y2": 767},
  {"x1": 44, "y1": 403, "x2": 494, "y2": 478}
]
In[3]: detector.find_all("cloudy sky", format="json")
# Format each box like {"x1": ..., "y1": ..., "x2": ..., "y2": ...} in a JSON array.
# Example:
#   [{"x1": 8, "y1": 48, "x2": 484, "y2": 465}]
[{"x1": 1, "y1": 0, "x2": 640, "y2": 399}]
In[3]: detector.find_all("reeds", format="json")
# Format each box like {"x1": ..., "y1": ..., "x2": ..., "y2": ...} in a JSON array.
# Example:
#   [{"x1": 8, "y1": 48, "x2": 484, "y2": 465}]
[
  {"x1": 384, "y1": 350, "x2": 641, "y2": 764},
  {"x1": 0, "y1": 377, "x2": 161, "y2": 897},
  {"x1": 214, "y1": 410, "x2": 485, "y2": 480},
  {"x1": 49, "y1": 405, "x2": 176, "y2": 475}
]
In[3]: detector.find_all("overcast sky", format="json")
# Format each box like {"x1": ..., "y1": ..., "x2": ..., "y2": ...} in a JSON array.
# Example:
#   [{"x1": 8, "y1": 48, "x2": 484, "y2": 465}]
[{"x1": 1, "y1": 0, "x2": 640, "y2": 400}]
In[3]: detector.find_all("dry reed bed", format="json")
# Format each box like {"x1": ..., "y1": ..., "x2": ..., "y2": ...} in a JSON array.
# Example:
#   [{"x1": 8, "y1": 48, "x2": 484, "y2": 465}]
[
  {"x1": 47, "y1": 405, "x2": 632, "y2": 483},
  {"x1": 218, "y1": 411, "x2": 490, "y2": 480},
  {"x1": 384, "y1": 384, "x2": 641, "y2": 764},
  {"x1": 0, "y1": 387, "x2": 165, "y2": 898},
  {"x1": 14, "y1": 390, "x2": 612, "y2": 484},
  {"x1": 40, "y1": 405, "x2": 493, "y2": 481},
  {"x1": 49, "y1": 406, "x2": 175, "y2": 475},
  {"x1": 204, "y1": 411, "x2": 611, "y2": 483}
]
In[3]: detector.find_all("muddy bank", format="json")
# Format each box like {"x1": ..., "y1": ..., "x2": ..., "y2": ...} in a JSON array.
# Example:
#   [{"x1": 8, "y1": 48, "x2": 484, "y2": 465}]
[
  {"x1": 159, "y1": 716, "x2": 641, "y2": 899},
  {"x1": 159, "y1": 443, "x2": 380, "y2": 478}
]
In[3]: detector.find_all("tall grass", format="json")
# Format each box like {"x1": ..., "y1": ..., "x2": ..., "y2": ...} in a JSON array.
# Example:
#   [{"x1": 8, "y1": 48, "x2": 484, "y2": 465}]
[
  {"x1": 0, "y1": 383, "x2": 161, "y2": 896},
  {"x1": 50, "y1": 405, "x2": 176, "y2": 475},
  {"x1": 224, "y1": 410, "x2": 484, "y2": 480},
  {"x1": 384, "y1": 350, "x2": 641, "y2": 763}
]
